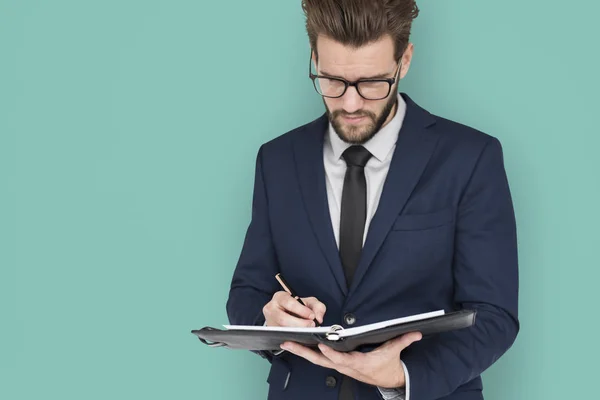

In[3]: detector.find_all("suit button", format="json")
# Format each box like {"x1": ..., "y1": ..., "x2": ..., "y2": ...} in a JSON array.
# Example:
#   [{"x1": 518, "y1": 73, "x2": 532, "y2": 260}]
[
  {"x1": 325, "y1": 375, "x2": 337, "y2": 388},
  {"x1": 344, "y1": 313, "x2": 356, "y2": 325}
]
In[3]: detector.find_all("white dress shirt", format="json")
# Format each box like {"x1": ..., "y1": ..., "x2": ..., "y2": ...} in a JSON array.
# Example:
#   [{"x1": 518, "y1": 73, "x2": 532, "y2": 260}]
[{"x1": 323, "y1": 93, "x2": 410, "y2": 400}]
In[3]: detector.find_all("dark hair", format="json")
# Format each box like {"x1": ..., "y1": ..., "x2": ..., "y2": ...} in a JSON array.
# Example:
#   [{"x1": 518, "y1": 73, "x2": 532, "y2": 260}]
[{"x1": 302, "y1": 0, "x2": 419, "y2": 61}]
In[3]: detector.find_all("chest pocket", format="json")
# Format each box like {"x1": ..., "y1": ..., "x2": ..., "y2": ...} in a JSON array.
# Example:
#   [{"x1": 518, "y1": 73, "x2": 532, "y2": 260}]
[
  {"x1": 391, "y1": 207, "x2": 454, "y2": 231},
  {"x1": 384, "y1": 206, "x2": 455, "y2": 274}
]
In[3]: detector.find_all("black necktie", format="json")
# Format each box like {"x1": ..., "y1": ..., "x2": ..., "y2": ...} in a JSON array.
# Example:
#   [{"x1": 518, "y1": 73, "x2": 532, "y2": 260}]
[
  {"x1": 338, "y1": 145, "x2": 372, "y2": 400},
  {"x1": 339, "y1": 145, "x2": 373, "y2": 288}
]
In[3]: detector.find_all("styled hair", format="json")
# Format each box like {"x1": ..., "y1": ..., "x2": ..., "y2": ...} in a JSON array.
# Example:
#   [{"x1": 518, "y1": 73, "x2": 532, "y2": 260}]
[{"x1": 302, "y1": 0, "x2": 419, "y2": 61}]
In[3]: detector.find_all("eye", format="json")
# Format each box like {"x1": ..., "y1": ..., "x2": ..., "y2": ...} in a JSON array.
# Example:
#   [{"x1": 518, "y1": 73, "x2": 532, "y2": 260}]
[
  {"x1": 357, "y1": 81, "x2": 390, "y2": 100},
  {"x1": 314, "y1": 77, "x2": 346, "y2": 97}
]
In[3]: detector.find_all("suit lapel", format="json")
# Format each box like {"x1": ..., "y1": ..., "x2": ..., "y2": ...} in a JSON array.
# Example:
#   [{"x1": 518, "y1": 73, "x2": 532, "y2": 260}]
[
  {"x1": 293, "y1": 114, "x2": 348, "y2": 296},
  {"x1": 348, "y1": 93, "x2": 440, "y2": 297}
]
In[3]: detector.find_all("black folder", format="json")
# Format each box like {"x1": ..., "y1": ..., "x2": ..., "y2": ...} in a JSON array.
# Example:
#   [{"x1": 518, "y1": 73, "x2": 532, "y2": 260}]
[{"x1": 192, "y1": 309, "x2": 476, "y2": 353}]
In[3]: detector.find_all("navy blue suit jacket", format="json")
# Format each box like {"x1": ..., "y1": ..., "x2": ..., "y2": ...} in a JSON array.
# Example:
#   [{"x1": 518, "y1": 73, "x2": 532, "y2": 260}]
[{"x1": 226, "y1": 93, "x2": 519, "y2": 400}]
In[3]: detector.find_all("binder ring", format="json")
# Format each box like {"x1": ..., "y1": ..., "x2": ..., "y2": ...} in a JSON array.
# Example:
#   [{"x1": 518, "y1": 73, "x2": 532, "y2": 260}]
[{"x1": 325, "y1": 324, "x2": 344, "y2": 341}]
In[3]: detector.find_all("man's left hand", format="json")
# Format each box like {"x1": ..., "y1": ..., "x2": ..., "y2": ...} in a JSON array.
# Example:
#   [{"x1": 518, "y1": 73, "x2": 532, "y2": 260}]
[{"x1": 280, "y1": 331, "x2": 422, "y2": 388}]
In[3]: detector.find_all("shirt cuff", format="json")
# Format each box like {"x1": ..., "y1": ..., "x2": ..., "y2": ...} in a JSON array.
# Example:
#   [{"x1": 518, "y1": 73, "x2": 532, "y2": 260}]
[
  {"x1": 403, "y1": 360, "x2": 410, "y2": 400},
  {"x1": 376, "y1": 361, "x2": 409, "y2": 400}
]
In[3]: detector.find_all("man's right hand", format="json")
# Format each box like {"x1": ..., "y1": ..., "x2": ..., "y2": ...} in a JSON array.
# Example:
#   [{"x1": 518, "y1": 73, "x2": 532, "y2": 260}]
[{"x1": 263, "y1": 291, "x2": 327, "y2": 327}]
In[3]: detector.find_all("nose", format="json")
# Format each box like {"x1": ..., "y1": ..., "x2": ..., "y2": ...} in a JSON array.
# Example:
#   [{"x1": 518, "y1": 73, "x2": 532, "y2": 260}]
[{"x1": 341, "y1": 85, "x2": 364, "y2": 114}]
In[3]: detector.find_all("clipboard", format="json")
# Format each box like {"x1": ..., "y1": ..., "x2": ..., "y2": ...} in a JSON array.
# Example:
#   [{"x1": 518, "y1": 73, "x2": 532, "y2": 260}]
[{"x1": 191, "y1": 309, "x2": 476, "y2": 352}]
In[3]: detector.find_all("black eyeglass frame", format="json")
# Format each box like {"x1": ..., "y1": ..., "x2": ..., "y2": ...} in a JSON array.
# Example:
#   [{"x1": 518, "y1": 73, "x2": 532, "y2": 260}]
[{"x1": 308, "y1": 49, "x2": 403, "y2": 100}]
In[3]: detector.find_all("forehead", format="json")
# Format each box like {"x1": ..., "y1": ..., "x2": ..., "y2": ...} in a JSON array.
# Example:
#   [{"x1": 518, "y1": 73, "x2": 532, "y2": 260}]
[{"x1": 315, "y1": 34, "x2": 396, "y2": 79}]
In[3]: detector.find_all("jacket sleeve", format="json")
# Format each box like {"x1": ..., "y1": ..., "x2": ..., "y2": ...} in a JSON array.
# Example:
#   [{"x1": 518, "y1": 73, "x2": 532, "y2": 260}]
[
  {"x1": 401, "y1": 137, "x2": 520, "y2": 400},
  {"x1": 225, "y1": 145, "x2": 281, "y2": 362}
]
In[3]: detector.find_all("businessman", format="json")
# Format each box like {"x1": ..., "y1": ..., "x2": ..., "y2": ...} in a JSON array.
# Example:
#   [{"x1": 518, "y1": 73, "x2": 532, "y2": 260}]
[{"x1": 226, "y1": 1, "x2": 519, "y2": 399}]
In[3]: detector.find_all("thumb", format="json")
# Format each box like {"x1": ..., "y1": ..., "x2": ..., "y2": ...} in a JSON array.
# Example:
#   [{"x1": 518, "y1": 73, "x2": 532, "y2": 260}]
[{"x1": 387, "y1": 331, "x2": 423, "y2": 353}]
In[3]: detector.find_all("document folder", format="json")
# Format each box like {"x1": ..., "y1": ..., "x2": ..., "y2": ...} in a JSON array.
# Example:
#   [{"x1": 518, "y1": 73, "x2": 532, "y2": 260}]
[{"x1": 192, "y1": 309, "x2": 476, "y2": 353}]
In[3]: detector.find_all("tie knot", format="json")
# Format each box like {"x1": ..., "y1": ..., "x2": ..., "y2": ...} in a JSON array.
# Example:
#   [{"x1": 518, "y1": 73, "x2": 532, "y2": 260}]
[{"x1": 342, "y1": 145, "x2": 372, "y2": 167}]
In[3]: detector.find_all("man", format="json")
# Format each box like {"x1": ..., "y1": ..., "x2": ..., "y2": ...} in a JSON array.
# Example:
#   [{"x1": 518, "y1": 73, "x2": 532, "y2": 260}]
[{"x1": 226, "y1": 1, "x2": 519, "y2": 399}]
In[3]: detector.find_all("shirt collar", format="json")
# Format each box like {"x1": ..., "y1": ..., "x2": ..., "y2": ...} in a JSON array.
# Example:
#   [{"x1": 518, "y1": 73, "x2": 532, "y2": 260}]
[{"x1": 328, "y1": 93, "x2": 407, "y2": 163}]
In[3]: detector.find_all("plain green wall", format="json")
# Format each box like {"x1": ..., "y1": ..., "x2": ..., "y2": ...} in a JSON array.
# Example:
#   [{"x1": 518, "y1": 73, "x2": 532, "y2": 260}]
[{"x1": 2, "y1": 0, "x2": 599, "y2": 399}]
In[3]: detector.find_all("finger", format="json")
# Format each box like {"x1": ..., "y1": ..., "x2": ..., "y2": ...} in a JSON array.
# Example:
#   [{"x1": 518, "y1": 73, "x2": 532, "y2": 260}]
[
  {"x1": 383, "y1": 331, "x2": 423, "y2": 353},
  {"x1": 398, "y1": 331, "x2": 423, "y2": 349},
  {"x1": 275, "y1": 292, "x2": 316, "y2": 321},
  {"x1": 316, "y1": 345, "x2": 366, "y2": 379},
  {"x1": 318, "y1": 342, "x2": 408, "y2": 388},
  {"x1": 301, "y1": 297, "x2": 327, "y2": 323},
  {"x1": 274, "y1": 308, "x2": 317, "y2": 327},
  {"x1": 318, "y1": 343, "x2": 362, "y2": 371},
  {"x1": 281, "y1": 342, "x2": 336, "y2": 369}
]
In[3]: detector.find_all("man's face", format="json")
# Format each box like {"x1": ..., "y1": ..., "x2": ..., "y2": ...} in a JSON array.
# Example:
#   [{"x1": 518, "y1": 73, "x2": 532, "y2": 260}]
[{"x1": 313, "y1": 34, "x2": 413, "y2": 144}]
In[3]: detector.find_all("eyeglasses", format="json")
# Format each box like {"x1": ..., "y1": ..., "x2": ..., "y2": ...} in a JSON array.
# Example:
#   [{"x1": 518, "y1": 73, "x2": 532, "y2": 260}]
[{"x1": 308, "y1": 50, "x2": 402, "y2": 100}]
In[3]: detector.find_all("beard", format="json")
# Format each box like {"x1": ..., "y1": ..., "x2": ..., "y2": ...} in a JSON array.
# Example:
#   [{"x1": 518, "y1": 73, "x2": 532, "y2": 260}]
[{"x1": 325, "y1": 92, "x2": 398, "y2": 145}]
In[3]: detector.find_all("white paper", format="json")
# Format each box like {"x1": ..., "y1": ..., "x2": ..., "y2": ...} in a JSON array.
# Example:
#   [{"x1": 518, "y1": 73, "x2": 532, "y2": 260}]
[
  {"x1": 223, "y1": 309, "x2": 445, "y2": 337},
  {"x1": 338, "y1": 309, "x2": 445, "y2": 337},
  {"x1": 222, "y1": 324, "x2": 332, "y2": 333}
]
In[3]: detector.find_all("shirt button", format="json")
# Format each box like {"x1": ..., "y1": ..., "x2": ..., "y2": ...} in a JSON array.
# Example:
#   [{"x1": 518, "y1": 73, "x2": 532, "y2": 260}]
[
  {"x1": 325, "y1": 376, "x2": 337, "y2": 388},
  {"x1": 344, "y1": 313, "x2": 356, "y2": 325}
]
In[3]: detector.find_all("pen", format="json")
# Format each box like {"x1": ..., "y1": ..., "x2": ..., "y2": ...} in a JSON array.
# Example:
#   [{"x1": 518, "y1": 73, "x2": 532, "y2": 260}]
[{"x1": 275, "y1": 273, "x2": 321, "y2": 327}]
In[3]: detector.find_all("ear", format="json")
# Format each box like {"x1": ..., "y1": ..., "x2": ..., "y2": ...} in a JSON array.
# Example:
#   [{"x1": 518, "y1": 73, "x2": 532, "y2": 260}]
[
  {"x1": 311, "y1": 50, "x2": 318, "y2": 73},
  {"x1": 399, "y1": 43, "x2": 414, "y2": 79}
]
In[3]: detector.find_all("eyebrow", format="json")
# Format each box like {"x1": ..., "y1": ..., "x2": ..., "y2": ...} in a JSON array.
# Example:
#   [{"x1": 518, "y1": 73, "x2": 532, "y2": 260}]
[{"x1": 318, "y1": 70, "x2": 391, "y2": 80}]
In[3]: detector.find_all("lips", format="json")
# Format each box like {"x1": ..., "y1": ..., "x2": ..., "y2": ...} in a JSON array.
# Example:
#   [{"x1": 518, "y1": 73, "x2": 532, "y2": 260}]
[{"x1": 342, "y1": 115, "x2": 366, "y2": 123}]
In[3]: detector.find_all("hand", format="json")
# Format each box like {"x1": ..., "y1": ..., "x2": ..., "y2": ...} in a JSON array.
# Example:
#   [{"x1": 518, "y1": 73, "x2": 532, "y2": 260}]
[
  {"x1": 280, "y1": 332, "x2": 422, "y2": 388},
  {"x1": 263, "y1": 291, "x2": 327, "y2": 327}
]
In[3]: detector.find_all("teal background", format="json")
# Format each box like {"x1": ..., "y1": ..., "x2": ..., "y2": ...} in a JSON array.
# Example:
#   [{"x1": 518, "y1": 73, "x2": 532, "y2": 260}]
[{"x1": 1, "y1": 0, "x2": 599, "y2": 399}]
